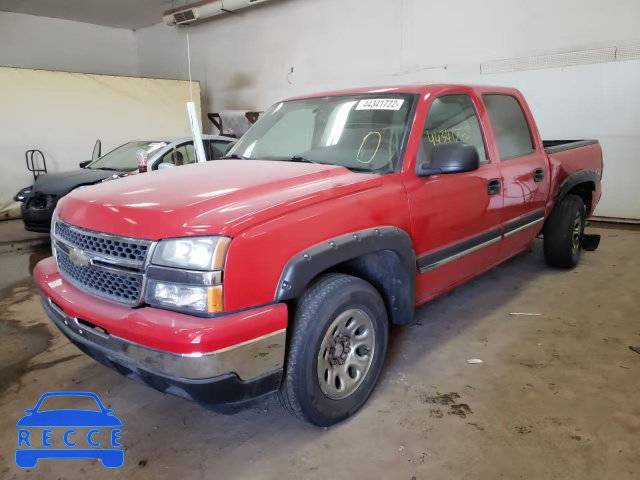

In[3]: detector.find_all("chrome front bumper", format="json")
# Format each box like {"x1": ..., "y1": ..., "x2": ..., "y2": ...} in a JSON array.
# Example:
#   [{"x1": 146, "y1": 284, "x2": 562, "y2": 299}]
[{"x1": 43, "y1": 297, "x2": 286, "y2": 381}]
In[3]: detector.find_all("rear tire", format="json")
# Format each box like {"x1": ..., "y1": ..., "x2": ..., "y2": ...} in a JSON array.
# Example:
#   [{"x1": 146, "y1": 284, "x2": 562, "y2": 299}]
[
  {"x1": 278, "y1": 273, "x2": 388, "y2": 426},
  {"x1": 543, "y1": 194, "x2": 585, "y2": 268}
]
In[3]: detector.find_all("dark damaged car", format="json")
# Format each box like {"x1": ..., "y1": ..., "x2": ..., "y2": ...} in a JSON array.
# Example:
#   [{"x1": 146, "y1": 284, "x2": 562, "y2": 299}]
[{"x1": 15, "y1": 136, "x2": 234, "y2": 232}]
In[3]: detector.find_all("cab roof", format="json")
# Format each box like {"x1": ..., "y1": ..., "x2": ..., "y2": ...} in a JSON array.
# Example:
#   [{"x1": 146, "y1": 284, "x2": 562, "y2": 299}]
[{"x1": 283, "y1": 84, "x2": 522, "y2": 102}]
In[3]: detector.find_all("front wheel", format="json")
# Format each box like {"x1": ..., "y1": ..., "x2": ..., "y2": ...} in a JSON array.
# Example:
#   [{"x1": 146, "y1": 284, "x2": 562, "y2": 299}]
[
  {"x1": 543, "y1": 194, "x2": 585, "y2": 268},
  {"x1": 279, "y1": 273, "x2": 388, "y2": 426}
]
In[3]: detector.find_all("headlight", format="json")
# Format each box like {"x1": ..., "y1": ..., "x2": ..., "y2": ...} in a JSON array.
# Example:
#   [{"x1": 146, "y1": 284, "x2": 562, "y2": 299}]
[
  {"x1": 50, "y1": 205, "x2": 60, "y2": 259},
  {"x1": 151, "y1": 236, "x2": 230, "y2": 271},
  {"x1": 14, "y1": 186, "x2": 32, "y2": 202},
  {"x1": 147, "y1": 236, "x2": 230, "y2": 315},
  {"x1": 146, "y1": 280, "x2": 223, "y2": 314}
]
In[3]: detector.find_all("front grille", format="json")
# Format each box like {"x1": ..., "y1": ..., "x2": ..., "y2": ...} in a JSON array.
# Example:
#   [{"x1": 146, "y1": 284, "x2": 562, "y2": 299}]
[
  {"x1": 55, "y1": 221, "x2": 149, "y2": 263},
  {"x1": 57, "y1": 251, "x2": 143, "y2": 304},
  {"x1": 53, "y1": 220, "x2": 152, "y2": 305}
]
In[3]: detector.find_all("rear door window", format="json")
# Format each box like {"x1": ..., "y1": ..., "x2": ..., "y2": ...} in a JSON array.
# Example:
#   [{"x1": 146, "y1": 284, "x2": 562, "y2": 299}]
[{"x1": 483, "y1": 94, "x2": 534, "y2": 160}]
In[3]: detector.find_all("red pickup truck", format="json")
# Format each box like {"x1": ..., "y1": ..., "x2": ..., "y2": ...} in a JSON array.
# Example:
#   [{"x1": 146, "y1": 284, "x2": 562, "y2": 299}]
[{"x1": 35, "y1": 84, "x2": 603, "y2": 426}]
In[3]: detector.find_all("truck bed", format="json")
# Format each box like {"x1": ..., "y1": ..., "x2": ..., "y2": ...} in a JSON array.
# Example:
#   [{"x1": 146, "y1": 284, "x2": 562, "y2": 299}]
[
  {"x1": 544, "y1": 139, "x2": 603, "y2": 217},
  {"x1": 543, "y1": 139, "x2": 598, "y2": 154}
]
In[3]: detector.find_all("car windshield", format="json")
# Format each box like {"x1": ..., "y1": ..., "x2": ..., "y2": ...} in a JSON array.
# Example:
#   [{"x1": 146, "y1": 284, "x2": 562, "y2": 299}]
[
  {"x1": 89, "y1": 141, "x2": 168, "y2": 172},
  {"x1": 228, "y1": 94, "x2": 416, "y2": 173}
]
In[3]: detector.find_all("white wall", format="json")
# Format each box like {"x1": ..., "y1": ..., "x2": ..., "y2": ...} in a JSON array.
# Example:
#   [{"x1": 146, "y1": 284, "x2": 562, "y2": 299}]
[
  {"x1": 134, "y1": 0, "x2": 640, "y2": 219},
  {"x1": 0, "y1": 67, "x2": 201, "y2": 215},
  {"x1": 135, "y1": 0, "x2": 640, "y2": 107},
  {"x1": 0, "y1": 12, "x2": 206, "y2": 219},
  {"x1": 0, "y1": 11, "x2": 139, "y2": 77}
]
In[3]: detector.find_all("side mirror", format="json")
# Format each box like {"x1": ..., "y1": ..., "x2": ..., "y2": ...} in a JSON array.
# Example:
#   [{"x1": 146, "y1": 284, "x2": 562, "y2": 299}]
[
  {"x1": 79, "y1": 160, "x2": 92, "y2": 168},
  {"x1": 157, "y1": 162, "x2": 175, "y2": 171},
  {"x1": 417, "y1": 142, "x2": 479, "y2": 178},
  {"x1": 92, "y1": 139, "x2": 102, "y2": 161}
]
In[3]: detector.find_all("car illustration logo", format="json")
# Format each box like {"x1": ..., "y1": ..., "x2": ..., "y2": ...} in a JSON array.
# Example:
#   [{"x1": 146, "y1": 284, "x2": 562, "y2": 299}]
[
  {"x1": 15, "y1": 391, "x2": 124, "y2": 468},
  {"x1": 69, "y1": 248, "x2": 91, "y2": 268}
]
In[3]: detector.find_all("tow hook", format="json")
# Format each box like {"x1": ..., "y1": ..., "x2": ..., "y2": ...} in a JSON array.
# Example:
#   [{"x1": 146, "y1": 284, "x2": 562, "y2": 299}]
[{"x1": 580, "y1": 233, "x2": 601, "y2": 251}]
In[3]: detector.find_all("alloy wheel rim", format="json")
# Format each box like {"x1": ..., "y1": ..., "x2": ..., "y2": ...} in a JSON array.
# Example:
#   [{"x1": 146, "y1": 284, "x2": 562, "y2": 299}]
[
  {"x1": 572, "y1": 212, "x2": 582, "y2": 254},
  {"x1": 317, "y1": 308, "x2": 375, "y2": 400}
]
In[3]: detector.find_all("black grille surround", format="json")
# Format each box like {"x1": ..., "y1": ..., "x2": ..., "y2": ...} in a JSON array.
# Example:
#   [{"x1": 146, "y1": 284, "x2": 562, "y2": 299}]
[
  {"x1": 55, "y1": 221, "x2": 149, "y2": 263},
  {"x1": 52, "y1": 220, "x2": 153, "y2": 306}
]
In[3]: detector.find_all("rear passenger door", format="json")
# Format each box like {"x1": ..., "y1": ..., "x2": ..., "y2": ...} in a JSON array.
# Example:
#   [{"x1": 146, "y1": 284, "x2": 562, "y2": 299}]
[{"x1": 482, "y1": 94, "x2": 550, "y2": 253}]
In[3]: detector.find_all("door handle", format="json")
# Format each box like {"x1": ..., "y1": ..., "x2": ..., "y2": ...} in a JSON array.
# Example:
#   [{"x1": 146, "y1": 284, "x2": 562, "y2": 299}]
[
  {"x1": 533, "y1": 168, "x2": 544, "y2": 182},
  {"x1": 487, "y1": 178, "x2": 502, "y2": 196}
]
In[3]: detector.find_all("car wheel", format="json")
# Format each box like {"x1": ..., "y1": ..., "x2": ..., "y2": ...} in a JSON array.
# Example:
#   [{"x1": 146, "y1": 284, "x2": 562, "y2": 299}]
[
  {"x1": 543, "y1": 194, "x2": 585, "y2": 268},
  {"x1": 278, "y1": 273, "x2": 388, "y2": 426}
]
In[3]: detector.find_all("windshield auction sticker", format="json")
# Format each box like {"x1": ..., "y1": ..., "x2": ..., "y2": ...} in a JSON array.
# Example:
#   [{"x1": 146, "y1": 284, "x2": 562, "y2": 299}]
[
  {"x1": 355, "y1": 98, "x2": 404, "y2": 110},
  {"x1": 15, "y1": 391, "x2": 124, "y2": 469}
]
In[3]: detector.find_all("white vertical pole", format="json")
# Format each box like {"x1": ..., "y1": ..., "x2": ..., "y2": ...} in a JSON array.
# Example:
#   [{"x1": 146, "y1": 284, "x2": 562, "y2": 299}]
[
  {"x1": 186, "y1": 31, "x2": 206, "y2": 163},
  {"x1": 187, "y1": 101, "x2": 207, "y2": 163}
]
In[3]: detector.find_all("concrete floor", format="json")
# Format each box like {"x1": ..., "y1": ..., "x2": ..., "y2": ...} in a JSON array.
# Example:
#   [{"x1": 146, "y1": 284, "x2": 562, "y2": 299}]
[{"x1": 0, "y1": 226, "x2": 639, "y2": 479}]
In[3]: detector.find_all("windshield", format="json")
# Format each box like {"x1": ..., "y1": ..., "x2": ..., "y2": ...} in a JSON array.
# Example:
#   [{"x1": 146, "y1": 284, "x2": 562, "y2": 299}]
[
  {"x1": 89, "y1": 141, "x2": 168, "y2": 172},
  {"x1": 228, "y1": 94, "x2": 416, "y2": 173}
]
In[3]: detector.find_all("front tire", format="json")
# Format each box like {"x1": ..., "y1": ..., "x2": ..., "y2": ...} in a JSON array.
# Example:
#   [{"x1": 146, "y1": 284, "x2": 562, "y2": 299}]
[
  {"x1": 543, "y1": 194, "x2": 585, "y2": 268},
  {"x1": 279, "y1": 273, "x2": 388, "y2": 426}
]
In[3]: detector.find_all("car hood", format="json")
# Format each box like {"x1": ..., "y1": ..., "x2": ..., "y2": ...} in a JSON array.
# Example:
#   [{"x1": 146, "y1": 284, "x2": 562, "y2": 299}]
[
  {"x1": 32, "y1": 169, "x2": 121, "y2": 195},
  {"x1": 16, "y1": 410, "x2": 123, "y2": 427},
  {"x1": 58, "y1": 160, "x2": 382, "y2": 239}
]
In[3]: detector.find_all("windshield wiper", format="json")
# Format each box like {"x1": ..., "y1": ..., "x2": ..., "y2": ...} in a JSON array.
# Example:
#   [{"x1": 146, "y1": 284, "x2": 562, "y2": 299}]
[
  {"x1": 346, "y1": 166, "x2": 378, "y2": 173},
  {"x1": 221, "y1": 154, "x2": 246, "y2": 160},
  {"x1": 95, "y1": 167, "x2": 119, "y2": 171},
  {"x1": 288, "y1": 156, "x2": 325, "y2": 165},
  {"x1": 287, "y1": 156, "x2": 375, "y2": 172}
]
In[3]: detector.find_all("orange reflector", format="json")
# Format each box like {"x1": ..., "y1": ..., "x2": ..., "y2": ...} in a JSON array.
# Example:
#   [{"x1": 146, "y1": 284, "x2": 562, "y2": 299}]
[{"x1": 207, "y1": 285, "x2": 223, "y2": 313}]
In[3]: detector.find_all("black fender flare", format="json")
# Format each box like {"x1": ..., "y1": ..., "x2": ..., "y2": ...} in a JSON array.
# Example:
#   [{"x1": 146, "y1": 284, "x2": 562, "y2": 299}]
[
  {"x1": 556, "y1": 170, "x2": 598, "y2": 205},
  {"x1": 274, "y1": 226, "x2": 416, "y2": 324}
]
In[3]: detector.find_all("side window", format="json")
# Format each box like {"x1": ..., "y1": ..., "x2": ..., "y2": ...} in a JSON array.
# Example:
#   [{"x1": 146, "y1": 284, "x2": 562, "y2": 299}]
[
  {"x1": 184, "y1": 143, "x2": 196, "y2": 163},
  {"x1": 422, "y1": 95, "x2": 488, "y2": 165},
  {"x1": 158, "y1": 144, "x2": 192, "y2": 167},
  {"x1": 483, "y1": 94, "x2": 534, "y2": 160}
]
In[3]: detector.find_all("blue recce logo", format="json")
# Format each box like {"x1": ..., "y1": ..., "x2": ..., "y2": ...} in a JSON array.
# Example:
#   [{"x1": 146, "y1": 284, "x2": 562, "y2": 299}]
[{"x1": 15, "y1": 391, "x2": 124, "y2": 468}]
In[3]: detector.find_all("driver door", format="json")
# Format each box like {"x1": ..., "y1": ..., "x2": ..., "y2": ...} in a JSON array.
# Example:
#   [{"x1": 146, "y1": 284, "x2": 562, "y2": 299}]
[{"x1": 404, "y1": 92, "x2": 505, "y2": 303}]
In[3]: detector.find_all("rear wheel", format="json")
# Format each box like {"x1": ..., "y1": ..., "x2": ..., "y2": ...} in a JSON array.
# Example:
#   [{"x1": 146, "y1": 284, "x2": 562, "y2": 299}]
[
  {"x1": 279, "y1": 273, "x2": 388, "y2": 426},
  {"x1": 543, "y1": 194, "x2": 585, "y2": 268}
]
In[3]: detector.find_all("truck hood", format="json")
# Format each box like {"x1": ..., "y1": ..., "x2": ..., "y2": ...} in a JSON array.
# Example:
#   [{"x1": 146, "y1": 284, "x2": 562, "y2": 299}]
[
  {"x1": 32, "y1": 169, "x2": 119, "y2": 195},
  {"x1": 58, "y1": 160, "x2": 382, "y2": 239}
]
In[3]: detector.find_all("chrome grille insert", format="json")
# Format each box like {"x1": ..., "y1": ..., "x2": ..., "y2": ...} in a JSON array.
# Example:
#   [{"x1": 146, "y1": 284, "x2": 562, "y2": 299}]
[
  {"x1": 56, "y1": 250, "x2": 143, "y2": 304},
  {"x1": 55, "y1": 221, "x2": 150, "y2": 265},
  {"x1": 52, "y1": 220, "x2": 153, "y2": 305}
]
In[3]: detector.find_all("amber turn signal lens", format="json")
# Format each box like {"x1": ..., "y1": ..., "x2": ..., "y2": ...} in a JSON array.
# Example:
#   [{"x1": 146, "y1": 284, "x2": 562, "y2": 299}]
[{"x1": 207, "y1": 285, "x2": 223, "y2": 313}]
